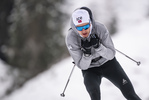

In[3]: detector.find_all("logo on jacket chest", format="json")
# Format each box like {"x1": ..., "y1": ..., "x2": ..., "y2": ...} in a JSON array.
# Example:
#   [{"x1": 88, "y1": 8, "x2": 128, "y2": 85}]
[{"x1": 76, "y1": 17, "x2": 82, "y2": 23}]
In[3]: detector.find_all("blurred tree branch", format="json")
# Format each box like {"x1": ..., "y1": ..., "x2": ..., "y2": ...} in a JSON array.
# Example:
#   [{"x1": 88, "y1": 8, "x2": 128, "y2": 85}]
[
  {"x1": 0, "y1": 0, "x2": 69, "y2": 96},
  {"x1": 0, "y1": 0, "x2": 14, "y2": 62}
]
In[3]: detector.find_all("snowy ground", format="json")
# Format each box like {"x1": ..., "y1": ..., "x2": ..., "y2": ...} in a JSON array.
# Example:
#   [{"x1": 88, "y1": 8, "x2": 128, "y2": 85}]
[{"x1": 1, "y1": 0, "x2": 149, "y2": 100}]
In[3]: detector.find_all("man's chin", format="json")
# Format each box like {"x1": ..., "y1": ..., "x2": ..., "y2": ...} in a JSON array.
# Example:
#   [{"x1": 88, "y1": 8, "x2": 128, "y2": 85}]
[{"x1": 82, "y1": 34, "x2": 89, "y2": 38}]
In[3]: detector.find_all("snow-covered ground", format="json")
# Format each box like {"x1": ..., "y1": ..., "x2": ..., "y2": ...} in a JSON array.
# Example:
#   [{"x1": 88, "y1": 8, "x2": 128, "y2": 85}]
[{"x1": 1, "y1": 0, "x2": 149, "y2": 100}]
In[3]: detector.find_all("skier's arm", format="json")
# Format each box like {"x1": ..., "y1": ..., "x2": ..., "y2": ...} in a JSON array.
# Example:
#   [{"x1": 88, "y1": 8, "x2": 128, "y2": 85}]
[
  {"x1": 66, "y1": 31, "x2": 93, "y2": 70},
  {"x1": 93, "y1": 24, "x2": 115, "y2": 60}
]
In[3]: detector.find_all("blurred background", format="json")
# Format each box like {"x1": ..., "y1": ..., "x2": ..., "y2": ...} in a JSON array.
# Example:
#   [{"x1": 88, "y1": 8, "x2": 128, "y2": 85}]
[{"x1": 0, "y1": 0, "x2": 149, "y2": 100}]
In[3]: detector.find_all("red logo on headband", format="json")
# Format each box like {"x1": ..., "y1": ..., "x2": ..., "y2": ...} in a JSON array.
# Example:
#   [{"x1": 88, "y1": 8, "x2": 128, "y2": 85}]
[
  {"x1": 78, "y1": 20, "x2": 82, "y2": 23},
  {"x1": 76, "y1": 17, "x2": 82, "y2": 23}
]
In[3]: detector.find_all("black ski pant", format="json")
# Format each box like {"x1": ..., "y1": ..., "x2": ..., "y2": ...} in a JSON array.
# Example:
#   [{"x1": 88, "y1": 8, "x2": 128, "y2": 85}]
[{"x1": 82, "y1": 57, "x2": 141, "y2": 100}]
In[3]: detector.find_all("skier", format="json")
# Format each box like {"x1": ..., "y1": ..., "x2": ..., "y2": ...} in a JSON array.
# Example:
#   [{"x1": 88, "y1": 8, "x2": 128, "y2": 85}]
[{"x1": 65, "y1": 7, "x2": 141, "y2": 100}]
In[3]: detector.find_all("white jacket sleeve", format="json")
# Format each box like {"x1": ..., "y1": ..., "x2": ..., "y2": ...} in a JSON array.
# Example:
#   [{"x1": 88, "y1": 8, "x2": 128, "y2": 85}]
[
  {"x1": 93, "y1": 24, "x2": 115, "y2": 60},
  {"x1": 65, "y1": 30, "x2": 93, "y2": 70}
]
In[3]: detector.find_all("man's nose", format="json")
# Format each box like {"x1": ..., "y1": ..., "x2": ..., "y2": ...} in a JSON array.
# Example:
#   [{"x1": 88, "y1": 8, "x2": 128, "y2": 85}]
[{"x1": 82, "y1": 28, "x2": 86, "y2": 32}]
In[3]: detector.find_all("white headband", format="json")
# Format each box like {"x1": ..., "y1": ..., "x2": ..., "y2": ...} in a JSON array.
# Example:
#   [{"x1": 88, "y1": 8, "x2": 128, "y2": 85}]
[{"x1": 72, "y1": 9, "x2": 90, "y2": 26}]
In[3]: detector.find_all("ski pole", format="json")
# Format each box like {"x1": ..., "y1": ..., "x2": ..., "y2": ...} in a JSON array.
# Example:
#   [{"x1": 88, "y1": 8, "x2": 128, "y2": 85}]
[
  {"x1": 115, "y1": 49, "x2": 141, "y2": 66},
  {"x1": 60, "y1": 62, "x2": 75, "y2": 97}
]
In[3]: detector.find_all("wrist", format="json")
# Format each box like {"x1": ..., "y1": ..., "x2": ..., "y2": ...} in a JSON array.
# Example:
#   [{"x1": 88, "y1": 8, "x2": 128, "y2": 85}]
[
  {"x1": 84, "y1": 53, "x2": 91, "y2": 57},
  {"x1": 81, "y1": 46, "x2": 91, "y2": 54},
  {"x1": 93, "y1": 43, "x2": 99, "y2": 48},
  {"x1": 83, "y1": 49, "x2": 91, "y2": 55}
]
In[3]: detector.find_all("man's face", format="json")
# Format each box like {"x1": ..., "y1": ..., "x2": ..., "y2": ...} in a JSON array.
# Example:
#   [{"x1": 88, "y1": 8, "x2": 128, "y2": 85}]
[{"x1": 76, "y1": 23, "x2": 91, "y2": 38}]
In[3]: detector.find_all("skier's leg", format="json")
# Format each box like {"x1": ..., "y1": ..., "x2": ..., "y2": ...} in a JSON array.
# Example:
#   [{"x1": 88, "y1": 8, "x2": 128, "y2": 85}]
[
  {"x1": 82, "y1": 69, "x2": 101, "y2": 100},
  {"x1": 102, "y1": 57, "x2": 141, "y2": 100}
]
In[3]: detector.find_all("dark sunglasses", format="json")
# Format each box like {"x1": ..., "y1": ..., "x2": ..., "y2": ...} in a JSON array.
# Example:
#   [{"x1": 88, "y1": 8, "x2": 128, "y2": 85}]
[{"x1": 76, "y1": 23, "x2": 90, "y2": 31}]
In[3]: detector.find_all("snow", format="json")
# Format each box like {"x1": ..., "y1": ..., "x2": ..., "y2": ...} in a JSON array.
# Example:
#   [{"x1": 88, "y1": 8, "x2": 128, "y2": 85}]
[
  {"x1": 0, "y1": 61, "x2": 13, "y2": 97},
  {"x1": 1, "y1": 0, "x2": 149, "y2": 100}
]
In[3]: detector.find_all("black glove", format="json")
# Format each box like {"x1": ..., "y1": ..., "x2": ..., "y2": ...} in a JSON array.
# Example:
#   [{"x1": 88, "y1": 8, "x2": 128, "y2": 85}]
[
  {"x1": 90, "y1": 34, "x2": 100, "y2": 48},
  {"x1": 81, "y1": 39, "x2": 91, "y2": 55}
]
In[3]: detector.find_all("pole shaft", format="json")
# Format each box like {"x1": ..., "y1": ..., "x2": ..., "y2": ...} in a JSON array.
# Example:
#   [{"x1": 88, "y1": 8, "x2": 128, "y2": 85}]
[
  {"x1": 61, "y1": 63, "x2": 75, "y2": 94},
  {"x1": 115, "y1": 49, "x2": 140, "y2": 65}
]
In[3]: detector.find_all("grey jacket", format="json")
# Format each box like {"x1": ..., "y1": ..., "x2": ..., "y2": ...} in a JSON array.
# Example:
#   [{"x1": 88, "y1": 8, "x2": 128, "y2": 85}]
[{"x1": 65, "y1": 17, "x2": 116, "y2": 70}]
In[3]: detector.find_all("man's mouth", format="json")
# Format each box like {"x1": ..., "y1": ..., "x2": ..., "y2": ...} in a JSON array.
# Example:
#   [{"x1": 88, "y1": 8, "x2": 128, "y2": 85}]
[{"x1": 82, "y1": 33, "x2": 87, "y2": 35}]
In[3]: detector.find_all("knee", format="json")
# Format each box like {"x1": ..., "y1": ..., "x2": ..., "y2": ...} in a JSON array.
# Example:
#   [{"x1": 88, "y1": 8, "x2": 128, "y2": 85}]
[
  {"x1": 87, "y1": 85, "x2": 99, "y2": 94},
  {"x1": 85, "y1": 83, "x2": 100, "y2": 96},
  {"x1": 87, "y1": 87, "x2": 100, "y2": 100}
]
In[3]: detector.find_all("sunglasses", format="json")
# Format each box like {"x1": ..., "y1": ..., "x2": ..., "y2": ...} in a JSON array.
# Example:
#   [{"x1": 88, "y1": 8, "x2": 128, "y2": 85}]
[{"x1": 76, "y1": 23, "x2": 90, "y2": 31}]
